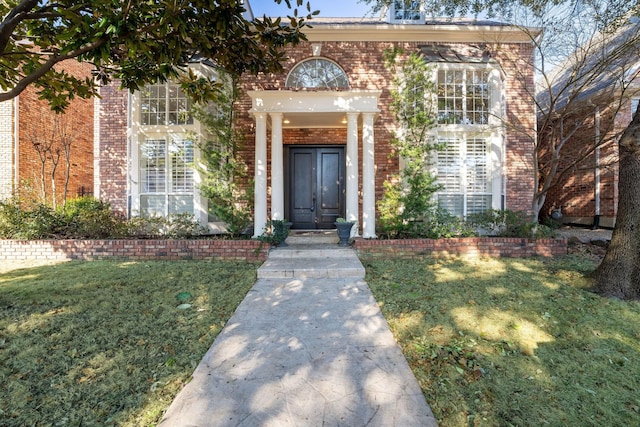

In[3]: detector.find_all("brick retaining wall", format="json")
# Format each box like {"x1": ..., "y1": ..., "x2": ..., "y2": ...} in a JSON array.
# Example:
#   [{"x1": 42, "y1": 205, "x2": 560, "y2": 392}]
[
  {"x1": 354, "y1": 237, "x2": 568, "y2": 259},
  {"x1": 0, "y1": 239, "x2": 269, "y2": 262},
  {"x1": 0, "y1": 237, "x2": 567, "y2": 262}
]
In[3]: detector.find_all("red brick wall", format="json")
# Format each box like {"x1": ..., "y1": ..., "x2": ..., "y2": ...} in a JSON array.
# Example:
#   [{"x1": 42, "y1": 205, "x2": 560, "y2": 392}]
[
  {"x1": 97, "y1": 39, "x2": 537, "y2": 224},
  {"x1": 497, "y1": 43, "x2": 537, "y2": 214},
  {"x1": 237, "y1": 40, "x2": 536, "y2": 220},
  {"x1": 0, "y1": 239, "x2": 268, "y2": 262},
  {"x1": 0, "y1": 237, "x2": 563, "y2": 261},
  {"x1": 96, "y1": 81, "x2": 128, "y2": 214},
  {"x1": 541, "y1": 100, "x2": 626, "y2": 225},
  {"x1": 17, "y1": 59, "x2": 94, "y2": 206},
  {"x1": 355, "y1": 237, "x2": 567, "y2": 258}
]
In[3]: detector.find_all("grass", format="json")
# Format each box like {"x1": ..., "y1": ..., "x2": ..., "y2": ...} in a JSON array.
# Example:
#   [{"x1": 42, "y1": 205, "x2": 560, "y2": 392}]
[
  {"x1": 363, "y1": 255, "x2": 640, "y2": 427},
  {"x1": 0, "y1": 260, "x2": 259, "y2": 426},
  {"x1": 2, "y1": 255, "x2": 639, "y2": 426}
]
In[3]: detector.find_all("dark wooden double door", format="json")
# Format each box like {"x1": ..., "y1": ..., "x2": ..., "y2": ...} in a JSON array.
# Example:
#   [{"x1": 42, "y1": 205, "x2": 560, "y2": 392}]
[{"x1": 287, "y1": 146, "x2": 345, "y2": 229}]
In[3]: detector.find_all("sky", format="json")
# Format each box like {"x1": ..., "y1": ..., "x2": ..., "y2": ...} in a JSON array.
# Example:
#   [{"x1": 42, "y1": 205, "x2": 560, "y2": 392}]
[{"x1": 252, "y1": 0, "x2": 374, "y2": 18}]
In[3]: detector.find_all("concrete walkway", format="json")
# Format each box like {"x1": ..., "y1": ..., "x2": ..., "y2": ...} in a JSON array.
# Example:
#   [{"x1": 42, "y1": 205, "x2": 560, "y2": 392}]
[{"x1": 160, "y1": 233, "x2": 437, "y2": 427}]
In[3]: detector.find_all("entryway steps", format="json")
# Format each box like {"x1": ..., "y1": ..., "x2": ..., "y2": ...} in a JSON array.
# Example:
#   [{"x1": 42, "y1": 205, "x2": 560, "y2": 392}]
[
  {"x1": 285, "y1": 230, "x2": 339, "y2": 245},
  {"x1": 257, "y1": 232, "x2": 365, "y2": 279}
]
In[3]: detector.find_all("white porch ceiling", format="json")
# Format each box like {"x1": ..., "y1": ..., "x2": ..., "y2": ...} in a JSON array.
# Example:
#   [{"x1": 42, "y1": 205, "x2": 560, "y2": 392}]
[{"x1": 279, "y1": 112, "x2": 347, "y2": 128}]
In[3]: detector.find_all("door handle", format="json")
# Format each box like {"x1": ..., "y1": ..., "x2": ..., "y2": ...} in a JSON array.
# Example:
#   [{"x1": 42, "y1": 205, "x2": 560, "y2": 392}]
[{"x1": 310, "y1": 194, "x2": 316, "y2": 212}]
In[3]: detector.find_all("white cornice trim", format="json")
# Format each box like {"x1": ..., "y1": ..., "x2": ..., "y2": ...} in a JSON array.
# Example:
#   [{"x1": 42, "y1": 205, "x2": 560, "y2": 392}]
[
  {"x1": 304, "y1": 24, "x2": 540, "y2": 44},
  {"x1": 248, "y1": 90, "x2": 382, "y2": 114}
]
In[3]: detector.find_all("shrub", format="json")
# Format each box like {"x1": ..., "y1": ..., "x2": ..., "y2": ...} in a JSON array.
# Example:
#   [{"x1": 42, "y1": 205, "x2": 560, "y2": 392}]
[
  {"x1": 125, "y1": 213, "x2": 208, "y2": 239},
  {"x1": 0, "y1": 197, "x2": 207, "y2": 240},
  {"x1": 60, "y1": 197, "x2": 126, "y2": 238},
  {"x1": 0, "y1": 198, "x2": 25, "y2": 239},
  {"x1": 422, "y1": 208, "x2": 476, "y2": 239},
  {"x1": 378, "y1": 206, "x2": 475, "y2": 239},
  {"x1": 467, "y1": 209, "x2": 556, "y2": 239},
  {"x1": 0, "y1": 198, "x2": 64, "y2": 239},
  {"x1": 256, "y1": 219, "x2": 291, "y2": 246}
]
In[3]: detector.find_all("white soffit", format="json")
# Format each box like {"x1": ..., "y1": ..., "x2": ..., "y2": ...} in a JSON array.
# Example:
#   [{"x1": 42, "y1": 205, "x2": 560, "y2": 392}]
[
  {"x1": 303, "y1": 23, "x2": 540, "y2": 44},
  {"x1": 248, "y1": 90, "x2": 381, "y2": 114}
]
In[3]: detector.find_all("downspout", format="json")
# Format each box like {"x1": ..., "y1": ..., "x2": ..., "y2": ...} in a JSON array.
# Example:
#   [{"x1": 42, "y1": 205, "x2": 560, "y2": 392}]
[{"x1": 593, "y1": 107, "x2": 601, "y2": 229}]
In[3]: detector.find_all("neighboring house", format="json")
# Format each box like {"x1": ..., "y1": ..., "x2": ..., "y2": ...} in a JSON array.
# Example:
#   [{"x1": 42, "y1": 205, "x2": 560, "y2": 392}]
[
  {"x1": 538, "y1": 18, "x2": 640, "y2": 228},
  {"x1": 0, "y1": 59, "x2": 94, "y2": 206},
  {"x1": 95, "y1": 2, "x2": 539, "y2": 237}
]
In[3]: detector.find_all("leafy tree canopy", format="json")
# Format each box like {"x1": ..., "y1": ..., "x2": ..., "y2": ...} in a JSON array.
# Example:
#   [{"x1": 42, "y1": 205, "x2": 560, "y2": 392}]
[
  {"x1": 362, "y1": 0, "x2": 638, "y2": 24},
  {"x1": 0, "y1": 0, "x2": 317, "y2": 111}
]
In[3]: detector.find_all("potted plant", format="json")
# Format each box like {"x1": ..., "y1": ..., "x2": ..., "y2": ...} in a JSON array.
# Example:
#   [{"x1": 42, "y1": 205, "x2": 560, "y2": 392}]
[{"x1": 334, "y1": 218, "x2": 355, "y2": 246}]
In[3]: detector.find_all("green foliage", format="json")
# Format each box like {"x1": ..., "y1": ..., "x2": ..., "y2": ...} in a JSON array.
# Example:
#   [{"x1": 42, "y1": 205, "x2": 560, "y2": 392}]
[
  {"x1": 378, "y1": 48, "x2": 444, "y2": 237},
  {"x1": 257, "y1": 219, "x2": 291, "y2": 246},
  {"x1": 59, "y1": 197, "x2": 126, "y2": 238},
  {"x1": 0, "y1": 198, "x2": 64, "y2": 239},
  {"x1": 467, "y1": 208, "x2": 556, "y2": 238},
  {"x1": 361, "y1": 0, "x2": 638, "y2": 24},
  {"x1": 0, "y1": 197, "x2": 207, "y2": 239},
  {"x1": 421, "y1": 207, "x2": 476, "y2": 238},
  {"x1": 0, "y1": 1, "x2": 318, "y2": 110},
  {"x1": 125, "y1": 213, "x2": 208, "y2": 239},
  {"x1": 195, "y1": 71, "x2": 253, "y2": 237}
]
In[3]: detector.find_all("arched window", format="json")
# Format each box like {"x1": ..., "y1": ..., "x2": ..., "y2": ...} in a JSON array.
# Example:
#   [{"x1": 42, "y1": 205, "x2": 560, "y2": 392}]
[{"x1": 286, "y1": 58, "x2": 349, "y2": 89}]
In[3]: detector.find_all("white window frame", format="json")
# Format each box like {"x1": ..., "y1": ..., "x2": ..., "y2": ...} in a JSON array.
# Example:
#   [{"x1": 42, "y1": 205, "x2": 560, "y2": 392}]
[
  {"x1": 431, "y1": 63, "x2": 505, "y2": 218},
  {"x1": 129, "y1": 75, "x2": 213, "y2": 228},
  {"x1": 285, "y1": 57, "x2": 350, "y2": 89},
  {"x1": 137, "y1": 133, "x2": 197, "y2": 218},
  {"x1": 388, "y1": 0, "x2": 425, "y2": 24},
  {"x1": 433, "y1": 131, "x2": 503, "y2": 218}
]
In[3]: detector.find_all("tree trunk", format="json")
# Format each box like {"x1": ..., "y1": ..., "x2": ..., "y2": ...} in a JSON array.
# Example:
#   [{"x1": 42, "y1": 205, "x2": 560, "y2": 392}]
[{"x1": 593, "y1": 108, "x2": 640, "y2": 299}]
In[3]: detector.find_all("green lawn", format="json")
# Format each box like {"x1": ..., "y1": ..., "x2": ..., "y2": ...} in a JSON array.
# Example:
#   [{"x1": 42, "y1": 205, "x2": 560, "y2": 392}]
[
  {"x1": 2, "y1": 255, "x2": 638, "y2": 426},
  {"x1": 364, "y1": 255, "x2": 640, "y2": 426},
  {"x1": 0, "y1": 260, "x2": 259, "y2": 426}
]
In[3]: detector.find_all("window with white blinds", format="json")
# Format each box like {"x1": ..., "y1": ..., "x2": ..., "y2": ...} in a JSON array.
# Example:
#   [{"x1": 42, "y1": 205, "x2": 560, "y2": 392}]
[
  {"x1": 140, "y1": 135, "x2": 195, "y2": 217},
  {"x1": 436, "y1": 135, "x2": 492, "y2": 217}
]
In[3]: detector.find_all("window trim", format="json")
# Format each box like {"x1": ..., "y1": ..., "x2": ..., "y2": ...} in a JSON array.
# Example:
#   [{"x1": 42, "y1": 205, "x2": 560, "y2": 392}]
[
  {"x1": 434, "y1": 62, "x2": 503, "y2": 130},
  {"x1": 388, "y1": 0, "x2": 426, "y2": 24},
  {"x1": 429, "y1": 62, "x2": 505, "y2": 218},
  {"x1": 433, "y1": 131, "x2": 503, "y2": 218},
  {"x1": 285, "y1": 57, "x2": 350, "y2": 89},
  {"x1": 130, "y1": 80, "x2": 209, "y2": 226}
]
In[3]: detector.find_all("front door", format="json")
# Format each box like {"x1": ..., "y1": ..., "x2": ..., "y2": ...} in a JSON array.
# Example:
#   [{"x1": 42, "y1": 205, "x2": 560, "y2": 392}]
[{"x1": 288, "y1": 146, "x2": 345, "y2": 229}]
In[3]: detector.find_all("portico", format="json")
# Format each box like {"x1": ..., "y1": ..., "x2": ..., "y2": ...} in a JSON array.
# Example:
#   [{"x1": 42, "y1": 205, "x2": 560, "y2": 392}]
[{"x1": 248, "y1": 90, "x2": 381, "y2": 239}]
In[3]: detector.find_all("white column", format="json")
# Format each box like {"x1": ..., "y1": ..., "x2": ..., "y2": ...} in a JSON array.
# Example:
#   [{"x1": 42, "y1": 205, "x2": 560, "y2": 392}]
[
  {"x1": 346, "y1": 112, "x2": 359, "y2": 235},
  {"x1": 253, "y1": 113, "x2": 268, "y2": 237},
  {"x1": 270, "y1": 113, "x2": 284, "y2": 220},
  {"x1": 362, "y1": 113, "x2": 377, "y2": 238}
]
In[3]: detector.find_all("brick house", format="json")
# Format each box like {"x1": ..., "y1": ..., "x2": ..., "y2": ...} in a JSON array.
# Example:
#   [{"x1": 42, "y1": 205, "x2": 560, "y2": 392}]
[
  {"x1": 95, "y1": 3, "x2": 539, "y2": 237},
  {"x1": 0, "y1": 60, "x2": 94, "y2": 206},
  {"x1": 539, "y1": 19, "x2": 640, "y2": 228}
]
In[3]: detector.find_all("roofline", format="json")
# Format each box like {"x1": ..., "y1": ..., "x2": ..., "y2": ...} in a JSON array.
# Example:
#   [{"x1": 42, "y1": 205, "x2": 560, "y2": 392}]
[{"x1": 303, "y1": 23, "x2": 541, "y2": 44}]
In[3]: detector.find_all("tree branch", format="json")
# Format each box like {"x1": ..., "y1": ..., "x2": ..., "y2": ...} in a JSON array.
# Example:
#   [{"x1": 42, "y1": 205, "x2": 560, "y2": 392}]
[{"x1": 0, "y1": 36, "x2": 106, "y2": 102}]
